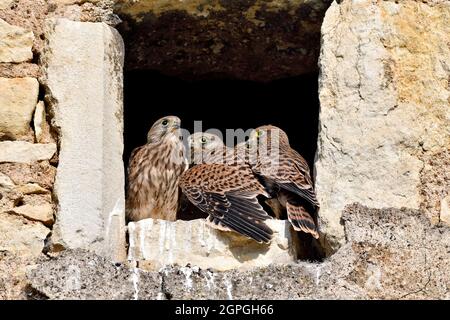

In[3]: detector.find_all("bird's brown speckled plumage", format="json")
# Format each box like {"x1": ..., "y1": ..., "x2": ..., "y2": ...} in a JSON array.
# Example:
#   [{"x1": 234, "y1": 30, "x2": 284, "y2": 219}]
[
  {"x1": 180, "y1": 133, "x2": 273, "y2": 243},
  {"x1": 126, "y1": 116, "x2": 188, "y2": 222},
  {"x1": 247, "y1": 125, "x2": 320, "y2": 238}
]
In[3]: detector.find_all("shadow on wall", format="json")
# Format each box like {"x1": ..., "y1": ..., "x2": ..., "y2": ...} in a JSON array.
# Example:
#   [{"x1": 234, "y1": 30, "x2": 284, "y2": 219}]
[{"x1": 123, "y1": 70, "x2": 320, "y2": 169}]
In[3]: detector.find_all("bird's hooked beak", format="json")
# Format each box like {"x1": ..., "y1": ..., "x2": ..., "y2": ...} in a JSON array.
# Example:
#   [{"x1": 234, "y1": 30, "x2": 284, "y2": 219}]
[{"x1": 170, "y1": 123, "x2": 181, "y2": 133}]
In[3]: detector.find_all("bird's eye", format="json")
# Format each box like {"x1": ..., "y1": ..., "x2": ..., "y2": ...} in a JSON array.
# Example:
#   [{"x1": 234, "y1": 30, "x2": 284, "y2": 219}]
[
  {"x1": 256, "y1": 130, "x2": 263, "y2": 138},
  {"x1": 200, "y1": 137, "x2": 208, "y2": 144},
  {"x1": 161, "y1": 119, "x2": 169, "y2": 126}
]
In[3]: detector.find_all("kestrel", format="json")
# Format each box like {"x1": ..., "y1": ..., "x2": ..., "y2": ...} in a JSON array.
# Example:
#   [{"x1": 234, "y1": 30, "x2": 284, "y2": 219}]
[
  {"x1": 245, "y1": 125, "x2": 320, "y2": 239},
  {"x1": 126, "y1": 116, "x2": 188, "y2": 222},
  {"x1": 180, "y1": 133, "x2": 273, "y2": 243},
  {"x1": 189, "y1": 132, "x2": 242, "y2": 166}
]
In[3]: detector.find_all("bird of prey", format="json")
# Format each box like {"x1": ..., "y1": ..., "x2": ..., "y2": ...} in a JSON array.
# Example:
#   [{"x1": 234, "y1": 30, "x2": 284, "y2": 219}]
[
  {"x1": 245, "y1": 125, "x2": 320, "y2": 239},
  {"x1": 126, "y1": 116, "x2": 188, "y2": 222},
  {"x1": 180, "y1": 132, "x2": 273, "y2": 243},
  {"x1": 189, "y1": 132, "x2": 241, "y2": 165}
]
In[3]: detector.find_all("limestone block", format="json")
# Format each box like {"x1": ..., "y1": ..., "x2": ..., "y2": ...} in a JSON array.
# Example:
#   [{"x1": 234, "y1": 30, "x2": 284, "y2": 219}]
[
  {"x1": 0, "y1": 161, "x2": 56, "y2": 189},
  {"x1": 41, "y1": 18, "x2": 126, "y2": 262},
  {"x1": 10, "y1": 203, "x2": 54, "y2": 226},
  {"x1": 0, "y1": 0, "x2": 13, "y2": 10},
  {"x1": 0, "y1": 18, "x2": 34, "y2": 62},
  {"x1": 0, "y1": 141, "x2": 56, "y2": 163},
  {"x1": 128, "y1": 218, "x2": 298, "y2": 272},
  {"x1": 16, "y1": 183, "x2": 49, "y2": 195},
  {"x1": 0, "y1": 172, "x2": 15, "y2": 189},
  {"x1": 0, "y1": 77, "x2": 39, "y2": 140},
  {"x1": 315, "y1": 0, "x2": 450, "y2": 252},
  {"x1": 28, "y1": 205, "x2": 450, "y2": 300},
  {"x1": 0, "y1": 212, "x2": 50, "y2": 258}
]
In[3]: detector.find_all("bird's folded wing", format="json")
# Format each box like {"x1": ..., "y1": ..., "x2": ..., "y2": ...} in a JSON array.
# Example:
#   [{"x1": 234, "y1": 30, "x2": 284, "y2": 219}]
[
  {"x1": 181, "y1": 185, "x2": 273, "y2": 243},
  {"x1": 254, "y1": 152, "x2": 319, "y2": 208},
  {"x1": 275, "y1": 181, "x2": 319, "y2": 208}
]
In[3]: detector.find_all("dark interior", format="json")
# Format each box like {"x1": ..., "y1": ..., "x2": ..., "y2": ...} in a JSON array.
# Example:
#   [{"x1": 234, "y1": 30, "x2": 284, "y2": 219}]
[{"x1": 123, "y1": 70, "x2": 320, "y2": 169}]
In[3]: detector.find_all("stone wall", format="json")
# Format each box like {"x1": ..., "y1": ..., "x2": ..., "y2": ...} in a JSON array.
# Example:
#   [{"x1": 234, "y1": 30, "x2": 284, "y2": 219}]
[
  {"x1": 27, "y1": 204, "x2": 450, "y2": 300},
  {"x1": 315, "y1": 0, "x2": 450, "y2": 254},
  {"x1": 0, "y1": 0, "x2": 449, "y2": 300},
  {"x1": 0, "y1": 0, "x2": 121, "y2": 299},
  {"x1": 1, "y1": 1, "x2": 54, "y2": 300}
]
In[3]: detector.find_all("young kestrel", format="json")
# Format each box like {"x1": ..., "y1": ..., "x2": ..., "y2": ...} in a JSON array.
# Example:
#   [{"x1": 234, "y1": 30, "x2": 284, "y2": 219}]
[
  {"x1": 180, "y1": 133, "x2": 273, "y2": 243},
  {"x1": 126, "y1": 116, "x2": 188, "y2": 222},
  {"x1": 246, "y1": 125, "x2": 320, "y2": 239}
]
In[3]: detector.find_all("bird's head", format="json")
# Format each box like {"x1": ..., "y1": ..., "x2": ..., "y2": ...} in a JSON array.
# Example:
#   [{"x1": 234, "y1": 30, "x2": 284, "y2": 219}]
[
  {"x1": 188, "y1": 132, "x2": 225, "y2": 164},
  {"x1": 247, "y1": 125, "x2": 290, "y2": 149},
  {"x1": 147, "y1": 116, "x2": 181, "y2": 143}
]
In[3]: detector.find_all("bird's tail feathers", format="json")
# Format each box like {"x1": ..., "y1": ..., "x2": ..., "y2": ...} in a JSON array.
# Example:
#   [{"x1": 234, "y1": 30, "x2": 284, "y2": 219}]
[{"x1": 286, "y1": 202, "x2": 319, "y2": 239}]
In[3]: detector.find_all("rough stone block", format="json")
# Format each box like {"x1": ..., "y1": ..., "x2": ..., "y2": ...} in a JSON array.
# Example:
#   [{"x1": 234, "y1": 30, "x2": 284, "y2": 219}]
[
  {"x1": 128, "y1": 218, "x2": 298, "y2": 272},
  {"x1": 0, "y1": 141, "x2": 56, "y2": 163},
  {"x1": 41, "y1": 18, "x2": 126, "y2": 262},
  {"x1": 27, "y1": 205, "x2": 450, "y2": 300},
  {"x1": 0, "y1": 77, "x2": 39, "y2": 140},
  {"x1": 0, "y1": 18, "x2": 34, "y2": 63},
  {"x1": 0, "y1": 212, "x2": 50, "y2": 258},
  {"x1": 315, "y1": 0, "x2": 450, "y2": 252},
  {"x1": 0, "y1": 0, "x2": 12, "y2": 10}
]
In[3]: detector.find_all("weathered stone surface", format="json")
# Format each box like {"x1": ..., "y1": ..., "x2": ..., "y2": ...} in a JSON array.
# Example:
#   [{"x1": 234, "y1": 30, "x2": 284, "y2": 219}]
[
  {"x1": 0, "y1": 0, "x2": 119, "y2": 56},
  {"x1": 315, "y1": 0, "x2": 450, "y2": 252},
  {"x1": 0, "y1": 212, "x2": 50, "y2": 258},
  {"x1": 53, "y1": 0, "x2": 121, "y2": 26},
  {"x1": 28, "y1": 205, "x2": 450, "y2": 299},
  {"x1": 441, "y1": 195, "x2": 450, "y2": 226},
  {"x1": 0, "y1": 141, "x2": 56, "y2": 163},
  {"x1": 158, "y1": 205, "x2": 450, "y2": 300},
  {"x1": 0, "y1": 251, "x2": 35, "y2": 300},
  {"x1": 42, "y1": 18, "x2": 126, "y2": 262},
  {"x1": 0, "y1": 77, "x2": 39, "y2": 140},
  {"x1": 0, "y1": 161, "x2": 56, "y2": 189},
  {"x1": 117, "y1": 0, "x2": 332, "y2": 81},
  {"x1": 55, "y1": 0, "x2": 103, "y2": 4},
  {"x1": 28, "y1": 249, "x2": 159, "y2": 300},
  {"x1": 33, "y1": 101, "x2": 52, "y2": 143},
  {"x1": 128, "y1": 218, "x2": 298, "y2": 272},
  {"x1": 0, "y1": 172, "x2": 14, "y2": 189},
  {"x1": 0, "y1": 62, "x2": 40, "y2": 78},
  {"x1": 420, "y1": 150, "x2": 450, "y2": 224},
  {"x1": 0, "y1": 0, "x2": 12, "y2": 10},
  {"x1": 16, "y1": 183, "x2": 49, "y2": 195},
  {"x1": 10, "y1": 203, "x2": 54, "y2": 226},
  {"x1": 0, "y1": 18, "x2": 33, "y2": 62}
]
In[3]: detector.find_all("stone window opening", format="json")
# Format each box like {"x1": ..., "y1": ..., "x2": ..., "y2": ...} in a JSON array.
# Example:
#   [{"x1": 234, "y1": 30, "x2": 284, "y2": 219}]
[
  {"x1": 122, "y1": 71, "x2": 325, "y2": 268},
  {"x1": 116, "y1": 1, "x2": 331, "y2": 270},
  {"x1": 31, "y1": 0, "x2": 332, "y2": 274}
]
